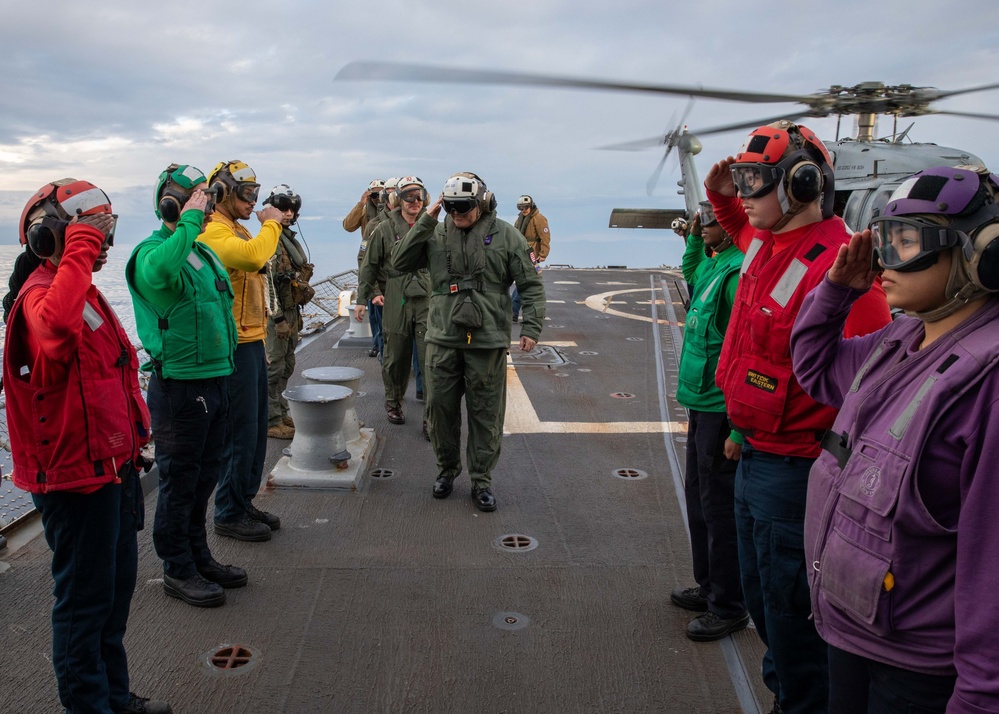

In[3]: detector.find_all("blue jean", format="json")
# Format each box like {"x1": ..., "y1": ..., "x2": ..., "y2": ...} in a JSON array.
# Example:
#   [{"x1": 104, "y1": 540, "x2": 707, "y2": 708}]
[
  {"x1": 511, "y1": 285, "x2": 522, "y2": 318},
  {"x1": 32, "y1": 466, "x2": 142, "y2": 713},
  {"x1": 828, "y1": 645, "x2": 955, "y2": 713},
  {"x1": 735, "y1": 443, "x2": 828, "y2": 714},
  {"x1": 215, "y1": 341, "x2": 268, "y2": 523},
  {"x1": 684, "y1": 410, "x2": 744, "y2": 619},
  {"x1": 149, "y1": 374, "x2": 229, "y2": 578},
  {"x1": 368, "y1": 300, "x2": 383, "y2": 356}
]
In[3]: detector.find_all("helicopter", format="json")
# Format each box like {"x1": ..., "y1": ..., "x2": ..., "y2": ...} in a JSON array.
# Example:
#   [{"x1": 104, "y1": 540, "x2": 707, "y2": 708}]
[{"x1": 334, "y1": 63, "x2": 999, "y2": 233}]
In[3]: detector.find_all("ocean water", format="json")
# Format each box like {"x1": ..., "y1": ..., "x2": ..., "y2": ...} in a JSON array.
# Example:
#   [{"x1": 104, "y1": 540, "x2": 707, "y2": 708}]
[{"x1": 0, "y1": 241, "x2": 353, "y2": 528}]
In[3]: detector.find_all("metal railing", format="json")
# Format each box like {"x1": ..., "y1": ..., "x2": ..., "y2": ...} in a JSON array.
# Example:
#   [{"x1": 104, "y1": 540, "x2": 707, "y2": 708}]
[{"x1": 0, "y1": 269, "x2": 358, "y2": 535}]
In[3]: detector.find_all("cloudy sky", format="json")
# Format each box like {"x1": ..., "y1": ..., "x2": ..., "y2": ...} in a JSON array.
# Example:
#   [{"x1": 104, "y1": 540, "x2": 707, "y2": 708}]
[{"x1": 1, "y1": 0, "x2": 998, "y2": 273}]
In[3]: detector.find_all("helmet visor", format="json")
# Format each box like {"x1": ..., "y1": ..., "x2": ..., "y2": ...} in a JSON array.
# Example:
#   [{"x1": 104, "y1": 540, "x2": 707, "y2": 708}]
[
  {"x1": 870, "y1": 216, "x2": 965, "y2": 272},
  {"x1": 235, "y1": 183, "x2": 260, "y2": 204},
  {"x1": 270, "y1": 193, "x2": 301, "y2": 213},
  {"x1": 442, "y1": 198, "x2": 477, "y2": 215},
  {"x1": 731, "y1": 164, "x2": 781, "y2": 199}
]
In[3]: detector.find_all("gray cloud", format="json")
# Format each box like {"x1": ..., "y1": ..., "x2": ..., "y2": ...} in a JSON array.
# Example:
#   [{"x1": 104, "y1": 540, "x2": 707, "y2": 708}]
[{"x1": 1, "y1": 0, "x2": 998, "y2": 271}]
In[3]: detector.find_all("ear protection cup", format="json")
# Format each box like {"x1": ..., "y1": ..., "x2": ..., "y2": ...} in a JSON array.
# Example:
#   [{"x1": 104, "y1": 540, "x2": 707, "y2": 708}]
[
  {"x1": 968, "y1": 223, "x2": 999, "y2": 291},
  {"x1": 158, "y1": 196, "x2": 182, "y2": 223},
  {"x1": 480, "y1": 190, "x2": 497, "y2": 212},
  {"x1": 210, "y1": 180, "x2": 227, "y2": 203},
  {"x1": 786, "y1": 161, "x2": 822, "y2": 204},
  {"x1": 27, "y1": 223, "x2": 58, "y2": 259}
]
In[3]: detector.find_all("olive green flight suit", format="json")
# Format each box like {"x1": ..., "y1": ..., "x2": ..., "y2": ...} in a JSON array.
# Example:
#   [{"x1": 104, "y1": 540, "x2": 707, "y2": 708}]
[
  {"x1": 359, "y1": 208, "x2": 430, "y2": 411},
  {"x1": 391, "y1": 210, "x2": 545, "y2": 489}
]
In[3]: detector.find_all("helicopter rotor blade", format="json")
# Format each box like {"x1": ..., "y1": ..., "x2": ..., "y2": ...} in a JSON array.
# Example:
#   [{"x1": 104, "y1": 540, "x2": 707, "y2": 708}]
[
  {"x1": 928, "y1": 82, "x2": 999, "y2": 101},
  {"x1": 927, "y1": 109, "x2": 999, "y2": 122},
  {"x1": 692, "y1": 113, "x2": 810, "y2": 137},
  {"x1": 335, "y1": 61, "x2": 811, "y2": 104},
  {"x1": 598, "y1": 136, "x2": 670, "y2": 151},
  {"x1": 646, "y1": 147, "x2": 673, "y2": 197}
]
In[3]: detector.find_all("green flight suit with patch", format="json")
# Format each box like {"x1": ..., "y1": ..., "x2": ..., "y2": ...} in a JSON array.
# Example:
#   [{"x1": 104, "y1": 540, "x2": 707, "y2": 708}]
[{"x1": 391, "y1": 210, "x2": 545, "y2": 488}]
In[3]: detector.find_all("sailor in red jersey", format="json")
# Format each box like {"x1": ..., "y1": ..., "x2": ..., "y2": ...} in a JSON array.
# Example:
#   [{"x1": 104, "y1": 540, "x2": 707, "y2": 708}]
[
  {"x1": 704, "y1": 122, "x2": 890, "y2": 714},
  {"x1": 1, "y1": 180, "x2": 170, "y2": 714}
]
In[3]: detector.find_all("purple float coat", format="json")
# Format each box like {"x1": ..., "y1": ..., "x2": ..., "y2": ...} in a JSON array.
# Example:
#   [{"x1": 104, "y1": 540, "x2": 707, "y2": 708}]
[{"x1": 791, "y1": 278, "x2": 999, "y2": 714}]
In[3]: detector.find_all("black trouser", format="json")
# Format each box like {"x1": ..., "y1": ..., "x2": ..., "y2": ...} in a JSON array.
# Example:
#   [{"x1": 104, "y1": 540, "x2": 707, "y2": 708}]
[
  {"x1": 684, "y1": 409, "x2": 745, "y2": 618},
  {"x1": 828, "y1": 645, "x2": 956, "y2": 713},
  {"x1": 149, "y1": 373, "x2": 230, "y2": 578},
  {"x1": 32, "y1": 465, "x2": 143, "y2": 712}
]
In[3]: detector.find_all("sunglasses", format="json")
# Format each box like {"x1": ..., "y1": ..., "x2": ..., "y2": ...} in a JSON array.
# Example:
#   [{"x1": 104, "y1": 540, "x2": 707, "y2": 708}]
[
  {"x1": 442, "y1": 199, "x2": 477, "y2": 215},
  {"x1": 270, "y1": 193, "x2": 302, "y2": 212},
  {"x1": 400, "y1": 190, "x2": 425, "y2": 204}
]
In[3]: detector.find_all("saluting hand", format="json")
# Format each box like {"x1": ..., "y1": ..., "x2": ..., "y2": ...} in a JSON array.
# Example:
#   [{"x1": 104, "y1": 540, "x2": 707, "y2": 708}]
[
  {"x1": 427, "y1": 196, "x2": 443, "y2": 220},
  {"x1": 182, "y1": 190, "x2": 209, "y2": 214},
  {"x1": 828, "y1": 230, "x2": 880, "y2": 291},
  {"x1": 689, "y1": 213, "x2": 702, "y2": 238},
  {"x1": 72, "y1": 213, "x2": 116, "y2": 237},
  {"x1": 704, "y1": 156, "x2": 738, "y2": 197}
]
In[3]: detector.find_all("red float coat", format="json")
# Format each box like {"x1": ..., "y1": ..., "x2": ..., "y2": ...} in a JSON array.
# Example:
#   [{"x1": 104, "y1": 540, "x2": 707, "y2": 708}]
[
  {"x1": 3, "y1": 224, "x2": 150, "y2": 493},
  {"x1": 708, "y1": 190, "x2": 890, "y2": 457}
]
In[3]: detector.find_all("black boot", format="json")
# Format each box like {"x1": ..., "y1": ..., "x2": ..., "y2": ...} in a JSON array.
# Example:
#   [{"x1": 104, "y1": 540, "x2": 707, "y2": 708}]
[
  {"x1": 432, "y1": 474, "x2": 455, "y2": 499},
  {"x1": 163, "y1": 573, "x2": 225, "y2": 607},
  {"x1": 471, "y1": 487, "x2": 496, "y2": 512}
]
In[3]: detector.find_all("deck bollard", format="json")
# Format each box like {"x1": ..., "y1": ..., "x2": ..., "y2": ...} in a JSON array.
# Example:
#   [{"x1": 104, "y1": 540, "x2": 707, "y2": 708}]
[
  {"x1": 336, "y1": 290, "x2": 374, "y2": 347},
  {"x1": 302, "y1": 366, "x2": 364, "y2": 444},
  {"x1": 280, "y1": 384, "x2": 351, "y2": 471}
]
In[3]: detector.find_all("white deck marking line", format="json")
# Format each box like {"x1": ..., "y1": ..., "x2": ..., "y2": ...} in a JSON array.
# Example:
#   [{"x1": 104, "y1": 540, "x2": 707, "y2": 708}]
[
  {"x1": 583, "y1": 288, "x2": 686, "y2": 325},
  {"x1": 503, "y1": 367, "x2": 686, "y2": 434},
  {"x1": 507, "y1": 341, "x2": 578, "y2": 347}
]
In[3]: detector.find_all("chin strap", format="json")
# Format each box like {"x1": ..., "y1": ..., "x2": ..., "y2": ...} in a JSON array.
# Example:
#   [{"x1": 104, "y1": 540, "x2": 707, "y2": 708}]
[{"x1": 905, "y1": 248, "x2": 990, "y2": 322}]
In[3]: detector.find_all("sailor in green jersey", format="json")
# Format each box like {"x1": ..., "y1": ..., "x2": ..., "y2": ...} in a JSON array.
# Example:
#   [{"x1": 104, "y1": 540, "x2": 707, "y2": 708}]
[
  {"x1": 126, "y1": 164, "x2": 245, "y2": 608},
  {"x1": 670, "y1": 203, "x2": 748, "y2": 641}
]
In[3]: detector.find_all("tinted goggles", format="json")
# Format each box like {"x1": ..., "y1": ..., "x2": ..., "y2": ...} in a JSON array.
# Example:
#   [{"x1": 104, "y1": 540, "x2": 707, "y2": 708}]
[
  {"x1": 730, "y1": 163, "x2": 782, "y2": 199},
  {"x1": 399, "y1": 189, "x2": 425, "y2": 204},
  {"x1": 235, "y1": 182, "x2": 260, "y2": 203},
  {"x1": 869, "y1": 216, "x2": 966, "y2": 272},
  {"x1": 442, "y1": 198, "x2": 477, "y2": 215},
  {"x1": 270, "y1": 193, "x2": 302, "y2": 213}
]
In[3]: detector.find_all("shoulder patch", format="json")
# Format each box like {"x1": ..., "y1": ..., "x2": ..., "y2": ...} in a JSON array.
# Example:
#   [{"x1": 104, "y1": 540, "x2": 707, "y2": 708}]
[{"x1": 543, "y1": 227, "x2": 549, "y2": 233}]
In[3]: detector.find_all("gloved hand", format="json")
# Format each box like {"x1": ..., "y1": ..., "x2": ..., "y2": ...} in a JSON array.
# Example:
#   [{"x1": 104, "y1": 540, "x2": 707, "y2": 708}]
[{"x1": 274, "y1": 318, "x2": 293, "y2": 339}]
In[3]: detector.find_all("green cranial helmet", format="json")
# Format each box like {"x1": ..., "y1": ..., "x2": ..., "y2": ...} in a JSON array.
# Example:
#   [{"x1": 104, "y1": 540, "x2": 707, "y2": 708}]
[{"x1": 155, "y1": 164, "x2": 208, "y2": 222}]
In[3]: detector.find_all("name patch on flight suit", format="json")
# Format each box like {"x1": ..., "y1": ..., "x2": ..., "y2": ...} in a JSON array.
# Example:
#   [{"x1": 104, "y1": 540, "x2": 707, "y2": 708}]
[{"x1": 745, "y1": 368, "x2": 778, "y2": 393}]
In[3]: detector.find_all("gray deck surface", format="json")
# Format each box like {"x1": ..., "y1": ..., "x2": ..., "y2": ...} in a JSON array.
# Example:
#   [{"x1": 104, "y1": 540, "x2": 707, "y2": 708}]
[{"x1": 0, "y1": 269, "x2": 769, "y2": 714}]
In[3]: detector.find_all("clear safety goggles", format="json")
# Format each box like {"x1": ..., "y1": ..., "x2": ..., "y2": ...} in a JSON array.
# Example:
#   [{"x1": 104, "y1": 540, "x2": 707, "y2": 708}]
[
  {"x1": 234, "y1": 182, "x2": 260, "y2": 204},
  {"x1": 869, "y1": 216, "x2": 967, "y2": 272},
  {"x1": 399, "y1": 189, "x2": 425, "y2": 204},
  {"x1": 730, "y1": 163, "x2": 783, "y2": 199}
]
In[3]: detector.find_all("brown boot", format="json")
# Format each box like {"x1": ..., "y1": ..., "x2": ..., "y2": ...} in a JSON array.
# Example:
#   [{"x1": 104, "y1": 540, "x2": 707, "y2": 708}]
[
  {"x1": 281, "y1": 415, "x2": 295, "y2": 428},
  {"x1": 267, "y1": 423, "x2": 295, "y2": 440}
]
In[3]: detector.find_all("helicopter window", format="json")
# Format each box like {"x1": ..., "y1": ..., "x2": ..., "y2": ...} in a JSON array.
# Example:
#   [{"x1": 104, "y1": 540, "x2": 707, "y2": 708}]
[{"x1": 842, "y1": 191, "x2": 868, "y2": 232}]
